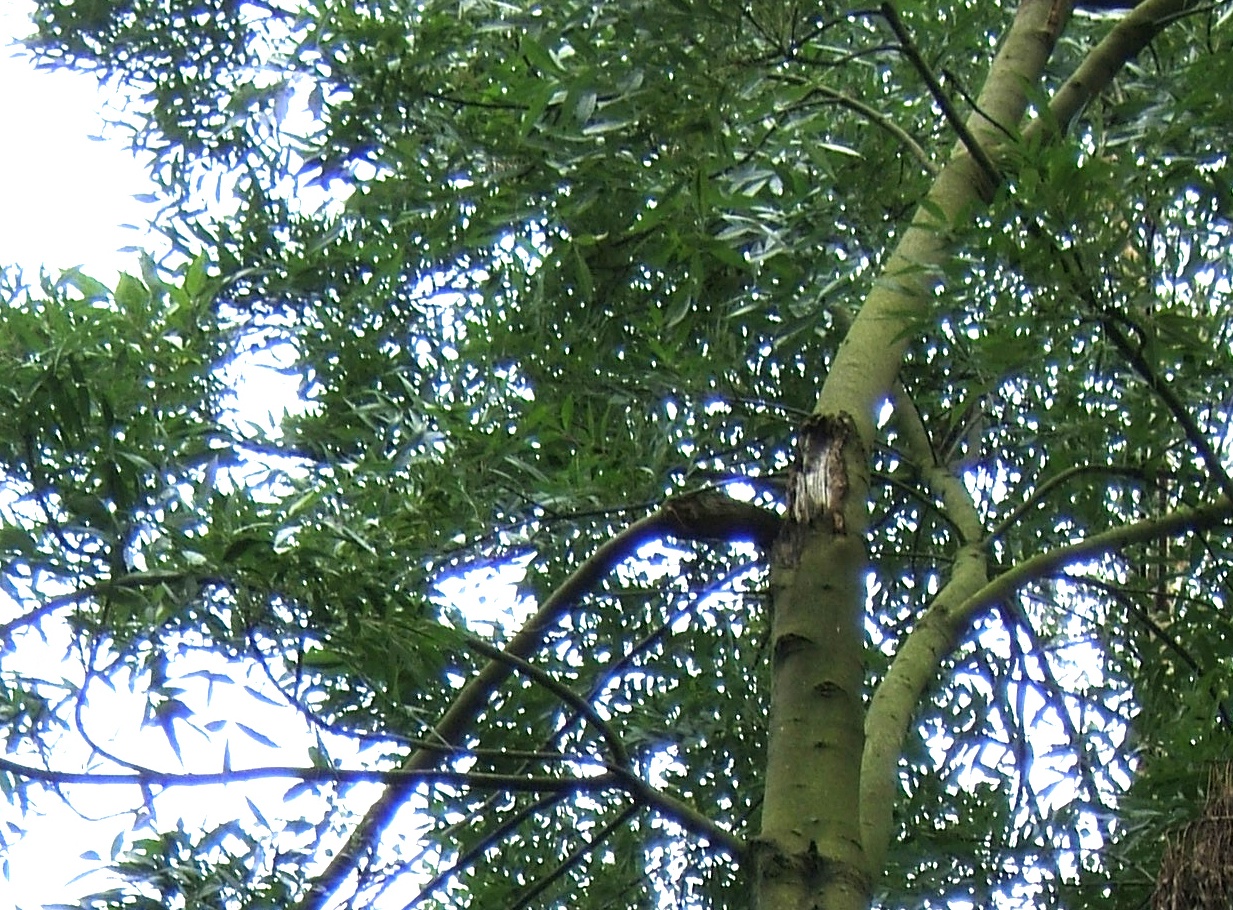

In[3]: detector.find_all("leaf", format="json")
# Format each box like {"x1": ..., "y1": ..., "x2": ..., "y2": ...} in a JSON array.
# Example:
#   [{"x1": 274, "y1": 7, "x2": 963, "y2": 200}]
[
  {"x1": 235, "y1": 723, "x2": 278, "y2": 750},
  {"x1": 245, "y1": 797, "x2": 271, "y2": 832}
]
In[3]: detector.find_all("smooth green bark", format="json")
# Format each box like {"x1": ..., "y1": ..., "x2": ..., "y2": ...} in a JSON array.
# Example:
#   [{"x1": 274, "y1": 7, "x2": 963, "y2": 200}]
[{"x1": 756, "y1": 2, "x2": 1068, "y2": 905}]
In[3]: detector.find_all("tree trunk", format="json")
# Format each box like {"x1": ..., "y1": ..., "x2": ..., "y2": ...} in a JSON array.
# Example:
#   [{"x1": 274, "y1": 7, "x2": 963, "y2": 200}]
[{"x1": 752, "y1": 1, "x2": 1069, "y2": 906}]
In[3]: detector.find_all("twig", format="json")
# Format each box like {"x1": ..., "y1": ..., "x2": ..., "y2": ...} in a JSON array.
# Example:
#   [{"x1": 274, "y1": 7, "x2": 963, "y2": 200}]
[
  {"x1": 988, "y1": 464, "x2": 1152, "y2": 543},
  {"x1": 509, "y1": 804, "x2": 641, "y2": 910},
  {"x1": 1034, "y1": 222, "x2": 1233, "y2": 503},
  {"x1": 767, "y1": 73, "x2": 938, "y2": 176},
  {"x1": 397, "y1": 794, "x2": 564, "y2": 910}
]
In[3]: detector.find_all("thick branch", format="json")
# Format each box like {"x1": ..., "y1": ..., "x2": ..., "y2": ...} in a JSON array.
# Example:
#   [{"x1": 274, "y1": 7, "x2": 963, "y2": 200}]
[
  {"x1": 854, "y1": 0, "x2": 1209, "y2": 870},
  {"x1": 1036, "y1": 0, "x2": 1202, "y2": 138},
  {"x1": 615, "y1": 769, "x2": 746, "y2": 857},
  {"x1": 816, "y1": 0, "x2": 1064, "y2": 438}
]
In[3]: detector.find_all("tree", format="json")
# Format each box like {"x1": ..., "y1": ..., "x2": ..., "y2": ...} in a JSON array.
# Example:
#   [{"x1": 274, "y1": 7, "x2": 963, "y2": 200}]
[{"x1": 6, "y1": 0, "x2": 1233, "y2": 907}]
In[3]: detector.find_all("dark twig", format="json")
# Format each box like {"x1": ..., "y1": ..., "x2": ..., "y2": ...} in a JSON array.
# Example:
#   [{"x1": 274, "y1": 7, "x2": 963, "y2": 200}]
[
  {"x1": 988, "y1": 464, "x2": 1152, "y2": 543},
  {"x1": 397, "y1": 794, "x2": 564, "y2": 910},
  {"x1": 997, "y1": 600, "x2": 1107, "y2": 808},
  {"x1": 1037, "y1": 225, "x2": 1233, "y2": 503},
  {"x1": 0, "y1": 754, "x2": 614, "y2": 792},
  {"x1": 1068, "y1": 574, "x2": 1233, "y2": 729}
]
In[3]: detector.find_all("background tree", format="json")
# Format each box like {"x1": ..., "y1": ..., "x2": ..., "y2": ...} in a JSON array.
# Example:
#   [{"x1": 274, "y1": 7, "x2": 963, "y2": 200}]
[{"x1": 5, "y1": 0, "x2": 1233, "y2": 908}]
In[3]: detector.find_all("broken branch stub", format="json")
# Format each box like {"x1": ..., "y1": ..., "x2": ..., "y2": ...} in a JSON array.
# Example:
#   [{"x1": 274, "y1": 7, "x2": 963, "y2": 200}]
[{"x1": 786, "y1": 413, "x2": 859, "y2": 536}]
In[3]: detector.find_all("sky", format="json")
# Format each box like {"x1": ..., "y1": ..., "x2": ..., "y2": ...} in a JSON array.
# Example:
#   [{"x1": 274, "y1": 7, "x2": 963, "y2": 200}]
[
  {"x1": 0, "y1": 1, "x2": 160, "y2": 283},
  {"x1": 0, "y1": 18, "x2": 525, "y2": 907},
  {"x1": 0, "y1": 8, "x2": 159, "y2": 906},
  {"x1": 0, "y1": 8, "x2": 315, "y2": 906}
]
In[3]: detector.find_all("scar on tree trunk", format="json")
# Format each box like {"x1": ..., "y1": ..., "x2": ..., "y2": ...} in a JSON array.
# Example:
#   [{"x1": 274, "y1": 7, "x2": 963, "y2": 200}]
[{"x1": 778, "y1": 412, "x2": 858, "y2": 563}]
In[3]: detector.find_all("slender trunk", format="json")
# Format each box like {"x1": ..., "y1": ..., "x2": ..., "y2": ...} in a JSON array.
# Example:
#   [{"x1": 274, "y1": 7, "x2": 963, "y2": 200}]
[{"x1": 753, "y1": 2, "x2": 1069, "y2": 906}]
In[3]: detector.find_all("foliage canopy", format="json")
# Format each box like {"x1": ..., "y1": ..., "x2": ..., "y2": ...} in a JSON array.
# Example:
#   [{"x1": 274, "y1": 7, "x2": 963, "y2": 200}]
[{"x1": 4, "y1": 0, "x2": 1233, "y2": 908}]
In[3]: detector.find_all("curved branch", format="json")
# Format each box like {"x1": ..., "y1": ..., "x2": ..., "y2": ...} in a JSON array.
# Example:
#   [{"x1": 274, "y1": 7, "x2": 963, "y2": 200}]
[
  {"x1": 963, "y1": 496, "x2": 1232, "y2": 638},
  {"x1": 299, "y1": 491, "x2": 770, "y2": 910},
  {"x1": 766, "y1": 74, "x2": 938, "y2": 176},
  {"x1": 298, "y1": 509, "x2": 671, "y2": 909},
  {"x1": 862, "y1": 494, "x2": 1233, "y2": 869}
]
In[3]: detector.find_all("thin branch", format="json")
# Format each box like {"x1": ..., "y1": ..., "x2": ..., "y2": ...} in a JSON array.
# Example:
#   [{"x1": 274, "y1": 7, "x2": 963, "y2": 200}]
[
  {"x1": 1067, "y1": 573, "x2": 1233, "y2": 729},
  {"x1": 398, "y1": 794, "x2": 564, "y2": 910},
  {"x1": 879, "y1": 2, "x2": 1001, "y2": 186},
  {"x1": 939, "y1": 67, "x2": 1019, "y2": 144},
  {"x1": 547, "y1": 562, "x2": 751, "y2": 749},
  {"x1": 0, "y1": 569, "x2": 199, "y2": 642},
  {"x1": 766, "y1": 73, "x2": 938, "y2": 176},
  {"x1": 888, "y1": 381, "x2": 984, "y2": 542},
  {"x1": 1029, "y1": 219, "x2": 1233, "y2": 503},
  {"x1": 462, "y1": 637, "x2": 631, "y2": 769},
  {"x1": 613, "y1": 768, "x2": 746, "y2": 857},
  {"x1": 997, "y1": 601, "x2": 1106, "y2": 807},
  {"x1": 1097, "y1": 312, "x2": 1233, "y2": 502},
  {"x1": 0, "y1": 754, "x2": 615, "y2": 793},
  {"x1": 988, "y1": 464, "x2": 1153, "y2": 542},
  {"x1": 510, "y1": 803, "x2": 641, "y2": 910}
]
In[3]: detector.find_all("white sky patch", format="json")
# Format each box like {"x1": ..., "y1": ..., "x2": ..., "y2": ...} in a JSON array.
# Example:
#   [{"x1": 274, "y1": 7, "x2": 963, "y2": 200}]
[{"x1": 0, "y1": 2, "x2": 163, "y2": 283}]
